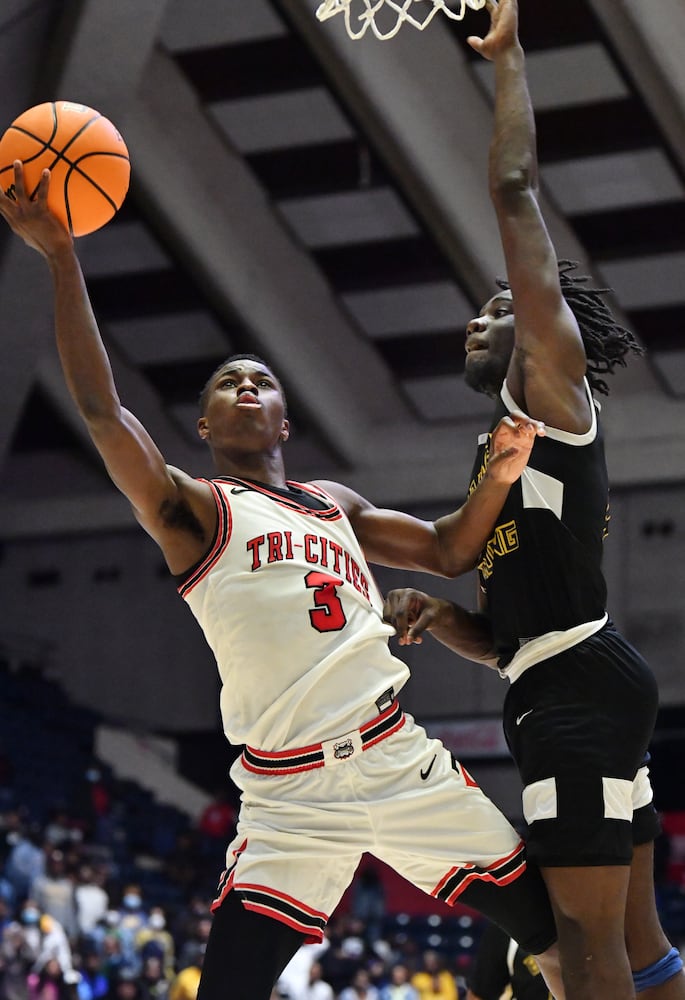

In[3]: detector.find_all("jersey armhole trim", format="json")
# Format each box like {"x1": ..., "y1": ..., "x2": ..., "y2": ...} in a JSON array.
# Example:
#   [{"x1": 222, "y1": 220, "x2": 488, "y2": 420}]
[
  {"x1": 177, "y1": 479, "x2": 232, "y2": 598},
  {"x1": 501, "y1": 378, "x2": 598, "y2": 446}
]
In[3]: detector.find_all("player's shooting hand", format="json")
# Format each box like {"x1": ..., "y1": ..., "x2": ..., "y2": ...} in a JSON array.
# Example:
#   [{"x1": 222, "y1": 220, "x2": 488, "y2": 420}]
[
  {"x1": 486, "y1": 409, "x2": 544, "y2": 484},
  {"x1": 467, "y1": 0, "x2": 518, "y2": 61},
  {"x1": 0, "y1": 162, "x2": 72, "y2": 258},
  {"x1": 383, "y1": 589, "x2": 451, "y2": 646}
]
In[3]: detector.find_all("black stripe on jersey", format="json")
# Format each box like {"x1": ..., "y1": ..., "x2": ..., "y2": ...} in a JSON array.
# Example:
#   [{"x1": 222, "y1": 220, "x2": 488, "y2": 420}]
[
  {"x1": 177, "y1": 480, "x2": 232, "y2": 597},
  {"x1": 216, "y1": 477, "x2": 342, "y2": 521}
]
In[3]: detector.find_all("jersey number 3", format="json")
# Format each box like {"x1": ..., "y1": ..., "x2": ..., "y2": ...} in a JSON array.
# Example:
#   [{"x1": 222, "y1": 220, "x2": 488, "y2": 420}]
[{"x1": 305, "y1": 571, "x2": 347, "y2": 633}]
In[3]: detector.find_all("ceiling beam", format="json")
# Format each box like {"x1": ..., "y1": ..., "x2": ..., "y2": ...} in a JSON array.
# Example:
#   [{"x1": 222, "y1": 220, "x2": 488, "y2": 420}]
[
  {"x1": 586, "y1": 0, "x2": 685, "y2": 172},
  {"x1": 124, "y1": 47, "x2": 414, "y2": 463}
]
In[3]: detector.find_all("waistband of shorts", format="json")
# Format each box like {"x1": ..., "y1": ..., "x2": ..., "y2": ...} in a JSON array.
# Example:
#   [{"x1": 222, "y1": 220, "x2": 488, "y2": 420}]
[
  {"x1": 241, "y1": 699, "x2": 405, "y2": 776},
  {"x1": 500, "y1": 613, "x2": 609, "y2": 684}
]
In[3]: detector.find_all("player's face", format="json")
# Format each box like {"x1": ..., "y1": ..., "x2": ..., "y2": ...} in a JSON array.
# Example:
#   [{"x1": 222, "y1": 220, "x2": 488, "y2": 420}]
[
  {"x1": 463, "y1": 291, "x2": 515, "y2": 398},
  {"x1": 198, "y1": 360, "x2": 289, "y2": 450}
]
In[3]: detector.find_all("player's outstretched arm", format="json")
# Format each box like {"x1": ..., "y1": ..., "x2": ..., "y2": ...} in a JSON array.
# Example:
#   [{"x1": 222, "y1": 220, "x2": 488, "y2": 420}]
[
  {"x1": 316, "y1": 412, "x2": 543, "y2": 577},
  {"x1": 468, "y1": 0, "x2": 590, "y2": 433},
  {"x1": 382, "y1": 588, "x2": 498, "y2": 667},
  {"x1": 0, "y1": 163, "x2": 213, "y2": 568}
]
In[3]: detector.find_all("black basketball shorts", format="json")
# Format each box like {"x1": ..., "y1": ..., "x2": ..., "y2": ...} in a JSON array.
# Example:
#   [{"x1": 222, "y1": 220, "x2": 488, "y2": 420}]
[{"x1": 503, "y1": 623, "x2": 660, "y2": 867}]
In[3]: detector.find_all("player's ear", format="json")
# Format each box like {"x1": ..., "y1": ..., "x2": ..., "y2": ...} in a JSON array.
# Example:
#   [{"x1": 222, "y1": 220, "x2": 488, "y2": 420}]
[
  {"x1": 280, "y1": 419, "x2": 290, "y2": 443},
  {"x1": 197, "y1": 417, "x2": 210, "y2": 441}
]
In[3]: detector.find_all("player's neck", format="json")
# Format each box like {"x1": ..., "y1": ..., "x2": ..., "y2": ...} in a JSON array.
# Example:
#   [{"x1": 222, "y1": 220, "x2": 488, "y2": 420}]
[{"x1": 212, "y1": 449, "x2": 287, "y2": 489}]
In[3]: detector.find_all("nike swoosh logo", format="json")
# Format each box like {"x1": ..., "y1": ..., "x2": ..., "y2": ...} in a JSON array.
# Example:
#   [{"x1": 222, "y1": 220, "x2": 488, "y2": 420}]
[
  {"x1": 516, "y1": 709, "x2": 534, "y2": 726},
  {"x1": 230, "y1": 487, "x2": 251, "y2": 495},
  {"x1": 420, "y1": 755, "x2": 437, "y2": 781}
]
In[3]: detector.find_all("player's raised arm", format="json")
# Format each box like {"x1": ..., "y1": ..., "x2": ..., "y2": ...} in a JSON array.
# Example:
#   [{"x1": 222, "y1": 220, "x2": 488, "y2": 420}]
[
  {"x1": 317, "y1": 412, "x2": 543, "y2": 577},
  {"x1": 0, "y1": 163, "x2": 214, "y2": 571},
  {"x1": 468, "y1": 0, "x2": 590, "y2": 433}
]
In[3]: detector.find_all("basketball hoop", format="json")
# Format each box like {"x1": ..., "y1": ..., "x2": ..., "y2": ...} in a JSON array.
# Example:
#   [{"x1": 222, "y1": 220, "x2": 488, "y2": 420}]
[{"x1": 316, "y1": 0, "x2": 495, "y2": 41}]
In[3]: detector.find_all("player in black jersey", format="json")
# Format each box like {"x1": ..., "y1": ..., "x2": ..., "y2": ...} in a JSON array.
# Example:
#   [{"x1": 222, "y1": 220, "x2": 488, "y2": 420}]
[{"x1": 384, "y1": 2, "x2": 685, "y2": 999}]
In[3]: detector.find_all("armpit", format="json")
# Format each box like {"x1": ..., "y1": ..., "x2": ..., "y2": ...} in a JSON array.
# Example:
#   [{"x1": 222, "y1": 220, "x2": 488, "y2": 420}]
[{"x1": 159, "y1": 497, "x2": 206, "y2": 541}]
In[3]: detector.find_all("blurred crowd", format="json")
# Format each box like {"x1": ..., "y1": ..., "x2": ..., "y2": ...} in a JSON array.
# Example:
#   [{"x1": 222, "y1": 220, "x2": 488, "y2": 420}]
[{"x1": 0, "y1": 769, "x2": 487, "y2": 1000}]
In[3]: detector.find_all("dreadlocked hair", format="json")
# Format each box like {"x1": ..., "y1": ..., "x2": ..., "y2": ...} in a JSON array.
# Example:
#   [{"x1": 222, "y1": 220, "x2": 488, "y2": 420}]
[{"x1": 496, "y1": 260, "x2": 643, "y2": 395}]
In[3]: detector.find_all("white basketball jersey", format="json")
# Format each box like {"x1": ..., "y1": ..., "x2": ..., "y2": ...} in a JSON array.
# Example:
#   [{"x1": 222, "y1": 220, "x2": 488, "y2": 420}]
[{"x1": 178, "y1": 478, "x2": 410, "y2": 750}]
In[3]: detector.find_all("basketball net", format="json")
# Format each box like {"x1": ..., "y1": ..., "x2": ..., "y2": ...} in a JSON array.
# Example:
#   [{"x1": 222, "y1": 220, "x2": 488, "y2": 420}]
[{"x1": 316, "y1": 0, "x2": 492, "y2": 41}]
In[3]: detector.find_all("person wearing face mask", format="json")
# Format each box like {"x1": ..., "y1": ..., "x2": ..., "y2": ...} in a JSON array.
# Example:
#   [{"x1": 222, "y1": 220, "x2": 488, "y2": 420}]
[
  {"x1": 135, "y1": 909, "x2": 175, "y2": 983},
  {"x1": 114, "y1": 887, "x2": 148, "y2": 976},
  {"x1": 18, "y1": 900, "x2": 74, "y2": 976}
]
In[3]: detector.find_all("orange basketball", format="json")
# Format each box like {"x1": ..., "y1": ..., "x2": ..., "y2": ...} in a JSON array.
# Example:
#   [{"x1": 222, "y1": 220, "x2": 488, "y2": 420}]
[{"x1": 0, "y1": 101, "x2": 130, "y2": 237}]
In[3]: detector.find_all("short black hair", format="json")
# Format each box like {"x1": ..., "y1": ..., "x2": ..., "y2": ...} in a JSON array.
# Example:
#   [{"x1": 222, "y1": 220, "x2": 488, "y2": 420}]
[
  {"x1": 496, "y1": 260, "x2": 644, "y2": 395},
  {"x1": 198, "y1": 353, "x2": 287, "y2": 415}
]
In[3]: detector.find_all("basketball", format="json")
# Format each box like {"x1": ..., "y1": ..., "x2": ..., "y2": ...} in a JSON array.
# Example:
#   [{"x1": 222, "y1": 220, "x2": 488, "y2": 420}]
[{"x1": 0, "y1": 101, "x2": 130, "y2": 237}]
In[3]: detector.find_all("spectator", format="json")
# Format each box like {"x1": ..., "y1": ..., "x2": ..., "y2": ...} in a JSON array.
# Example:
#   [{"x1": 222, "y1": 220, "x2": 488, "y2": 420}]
[
  {"x1": 278, "y1": 941, "x2": 330, "y2": 1000},
  {"x1": 319, "y1": 924, "x2": 367, "y2": 997},
  {"x1": 339, "y1": 968, "x2": 380, "y2": 1000},
  {"x1": 74, "y1": 866, "x2": 109, "y2": 941},
  {"x1": 27, "y1": 957, "x2": 79, "y2": 1000},
  {"x1": 174, "y1": 916, "x2": 210, "y2": 976},
  {"x1": 380, "y1": 964, "x2": 419, "y2": 1000},
  {"x1": 113, "y1": 886, "x2": 148, "y2": 974},
  {"x1": 135, "y1": 908, "x2": 175, "y2": 982},
  {"x1": 1, "y1": 917, "x2": 40, "y2": 1000},
  {"x1": 99, "y1": 934, "x2": 126, "y2": 989},
  {"x1": 195, "y1": 792, "x2": 235, "y2": 850},
  {"x1": 137, "y1": 955, "x2": 169, "y2": 1000},
  {"x1": 18, "y1": 901, "x2": 73, "y2": 975},
  {"x1": 75, "y1": 950, "x2": 109, "y2": 1000},
  {"x1": 107, "y1": 971, "x2": 142, "y2": 1000},
  {"x1": 43, "y1": 811, "x2": 82, "y2": 852},
  {"x1": 5, "y1": 823, "x2": 45, "y2": 904},
  {"x1": 31, "y1": 851, "x2": 78, "y2": 943},
  {"x1": 302, "y1": 961, "x2": 334, "y2": 1000},
  {"x1": 411, "y1": 951, "x2": 458, "y2": 1000},
  {"x1": 168, "y1": 944, "x2": 205, "y2": 1000}
]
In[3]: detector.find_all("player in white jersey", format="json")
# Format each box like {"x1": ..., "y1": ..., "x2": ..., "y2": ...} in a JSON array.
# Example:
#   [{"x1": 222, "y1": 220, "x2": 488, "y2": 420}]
[{"x1": 0, "y1": 164, "x2": 563, "y2": 1000}]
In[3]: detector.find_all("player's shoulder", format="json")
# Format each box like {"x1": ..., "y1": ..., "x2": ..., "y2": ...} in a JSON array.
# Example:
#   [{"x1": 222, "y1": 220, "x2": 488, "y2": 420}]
[{"x1": 308, "y1": 479, "x2": 371, "y2": 517}]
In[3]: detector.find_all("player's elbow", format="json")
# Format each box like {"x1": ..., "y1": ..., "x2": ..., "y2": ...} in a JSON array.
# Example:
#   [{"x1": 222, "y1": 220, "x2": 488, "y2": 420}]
[
  {"x1": 439, "y1": 552, "x2": 477, "y2": 580},
  {"x1": 490, "y1": 163, "x2": 537, "y2": 207}
]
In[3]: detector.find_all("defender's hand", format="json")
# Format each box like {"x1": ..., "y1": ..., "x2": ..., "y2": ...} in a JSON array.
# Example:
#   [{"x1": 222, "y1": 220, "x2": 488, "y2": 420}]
[
  {"x1": 486, "y1": 410, "x2": 545, "y2": 485},
  {"x1": 383, "y1": 589, "x2": 451, "y2": 646},
  {"x1": 0, "y1": 161, "x2": 72, "y2": 258}
]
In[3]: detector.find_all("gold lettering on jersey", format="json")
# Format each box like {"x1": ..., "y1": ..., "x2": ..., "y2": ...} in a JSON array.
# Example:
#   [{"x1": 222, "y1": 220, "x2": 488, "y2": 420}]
[
  {"x1": 603, "y1": 501, "x2": 611, "y2": 541},
  {"x1": 468, "y1": 436, "x2": 492, "y2": 498},
  {"x1": 246, "y1": 531, "x2": 370, "y2": 601},
  {"x1": 523, "y1": 953, "x2": 542, "y2": 977},
  {"x1": 477, "y1": 519, "x2": 519, "y2": 579}
]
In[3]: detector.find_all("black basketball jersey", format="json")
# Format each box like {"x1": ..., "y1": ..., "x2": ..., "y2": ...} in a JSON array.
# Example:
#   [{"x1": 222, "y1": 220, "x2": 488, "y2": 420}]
[{"x1": 469, "y1": 381, "x2": 609, "y2": 668}]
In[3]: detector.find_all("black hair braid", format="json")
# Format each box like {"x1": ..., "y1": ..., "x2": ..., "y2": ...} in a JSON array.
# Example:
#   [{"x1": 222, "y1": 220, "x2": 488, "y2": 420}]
[{"x1": 496, "y1": 260, "x2": 644, "y2": 395}]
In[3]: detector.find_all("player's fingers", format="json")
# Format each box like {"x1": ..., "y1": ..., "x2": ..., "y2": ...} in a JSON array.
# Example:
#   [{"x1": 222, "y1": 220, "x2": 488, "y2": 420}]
[
  {"x1": 407, "y1": 606, "x2": 437, "y2": 643},
  {"x1": 506, "y1": 410, "x2": 545, "y2": 436},
  {"x1": 382, "y1": 590, "x2": 412, "y2": 636},
  {"x1": 35, "y1": 168, "x2": 50, "y2": 204},
  {"x1": 12, "y1": 161, "x2": 27, "y2": 200}
]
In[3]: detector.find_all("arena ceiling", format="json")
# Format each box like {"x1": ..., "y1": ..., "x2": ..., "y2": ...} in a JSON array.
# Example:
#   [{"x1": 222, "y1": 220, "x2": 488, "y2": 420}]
[{"x1": 1, "y1": 0, "x2": 684, "y2": 541}]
